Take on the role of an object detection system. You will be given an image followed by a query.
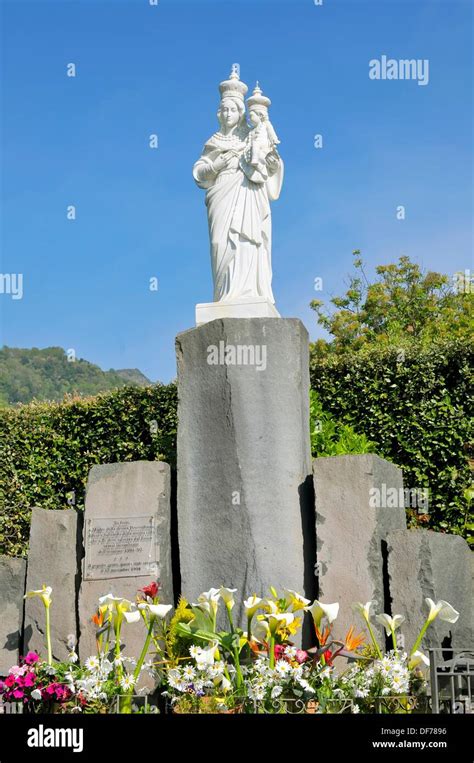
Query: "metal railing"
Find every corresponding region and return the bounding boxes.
[0,699,23,714]
[429,648,474,714]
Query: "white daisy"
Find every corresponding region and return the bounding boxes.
[85,656,100,672]
[182,665,196,681]
[120,674,137,691]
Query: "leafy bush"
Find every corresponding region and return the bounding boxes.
[310,338,473,543]
[1,336,472,558]
[0,385,177,557]
[310,390,376,457]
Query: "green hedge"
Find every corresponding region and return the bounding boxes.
[0,385,177,557]
[310,338,473,542]
[1,338,472,558]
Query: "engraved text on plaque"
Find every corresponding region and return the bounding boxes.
[84,516,157,580]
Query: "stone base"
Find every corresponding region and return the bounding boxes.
[0,556,26,675]
[78,461,173,670]
[195,297,280,325]
[313,455,407,647]
[24,508,81,662]
[387,529,473,651]
[176,318,314,635]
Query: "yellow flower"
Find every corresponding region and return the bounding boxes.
[24,585,52,608]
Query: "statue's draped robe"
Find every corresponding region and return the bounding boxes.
[193,128,284,303]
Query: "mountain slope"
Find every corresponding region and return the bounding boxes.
[0,346,152,405]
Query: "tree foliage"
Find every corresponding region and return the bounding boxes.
[310,253,472,358]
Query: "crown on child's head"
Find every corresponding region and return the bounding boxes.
[219,66,248,103]
[247,82,271,111]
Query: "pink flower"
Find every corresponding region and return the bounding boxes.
[5,676,15,688]
[12,689,24,699]
[295,649,308,664]
[10,665,27,678]
[24,651,39,665]
[23,672,36,687]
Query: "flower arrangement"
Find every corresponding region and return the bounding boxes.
[0,582,170,713]
[0,580,460,714]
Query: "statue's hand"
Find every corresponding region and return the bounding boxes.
[265,150,280,175]
[212,150,237,173]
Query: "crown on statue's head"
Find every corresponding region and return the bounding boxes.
[219,65,248,103]
[247,82,271,111]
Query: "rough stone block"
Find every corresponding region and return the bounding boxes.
[0,556,26,675]
[314,454,406,643]
[176,318,314,628]
[78,461,173,663]
[24,508,81,662]
[387,529,473,651]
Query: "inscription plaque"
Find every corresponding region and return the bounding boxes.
[84,516,157,580]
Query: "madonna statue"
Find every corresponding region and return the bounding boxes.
[193,67,283,318]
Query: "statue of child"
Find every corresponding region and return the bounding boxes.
[243,83,280,184]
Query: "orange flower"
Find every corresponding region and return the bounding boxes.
[344,625,365,652]
[92,610,104,628]
[315,625,331,646]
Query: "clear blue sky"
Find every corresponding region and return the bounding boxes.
[1,0,472,382]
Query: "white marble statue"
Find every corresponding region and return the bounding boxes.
[193,68,284,323]
[246,82,280,184]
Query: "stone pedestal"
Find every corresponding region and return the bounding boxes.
[176,318,313,626]
[313,455,407,643]
[387,529,473,651]
[196,297,280,325]
[0,556,27,675]
[24,508,81,662]
[78,461,173,663]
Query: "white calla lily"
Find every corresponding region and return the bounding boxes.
[284,589,311,612]
[353,601,377,622]
[352,601,382,658]
[219,587,237,609]
[263,599,279,614]
[24,585,52,608]
[409,650,430,670]
[307,600,339,628]
[219,675,232,692]
[425,598,459,624]
[195,641,219,668]
[123,608,141,624]
[195,588,221,617]
[121,601,173,624]
[252,618,270,642]
[140,603,173,619]
[266,612,294,635]
[375,613,405,636]
[244,595,263,618]
[24,585,53,664]
[98,594,135,612]
[97,594,136,635]
[410,598,460,658]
